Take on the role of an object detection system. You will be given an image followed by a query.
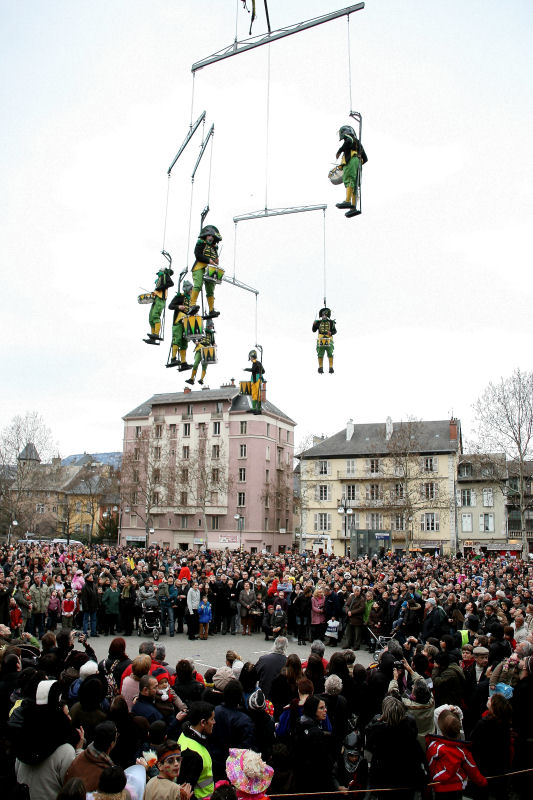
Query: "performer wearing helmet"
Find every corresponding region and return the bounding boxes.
[190,225,222,318]
[335,125,368,219]
[312,307,336,374]
[244,350,265,414]
[168,280,194,370]
[146,264,174,342]
[185,319,216,386]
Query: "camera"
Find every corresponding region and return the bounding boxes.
[393,661,404,670]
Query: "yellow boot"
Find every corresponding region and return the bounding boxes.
[336,185,354,210]
[198,367,207,385]
[179,349,188,365]
[154,322,161,337]
[190,288,200,305]
[206,295,219,318]
[171,344,178,360]
[318,357,324,374]
[328,357,334,375]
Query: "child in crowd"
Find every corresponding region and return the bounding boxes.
[9,597,23,638]
[46,590,61,630]
[144,741,192,800]
[325,616,340,646]
[426,710,487,798]
[62,590,75,628]
[198,594,212,640]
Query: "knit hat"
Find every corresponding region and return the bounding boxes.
[79,660,99,680]
[248,689,266,711]
[152,667,169,683]
[226,748,274,795]
[36,679,61,706]
[213,666,234,690]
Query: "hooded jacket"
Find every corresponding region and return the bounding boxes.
[426,733,487,793]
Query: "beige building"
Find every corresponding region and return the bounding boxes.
[298,418,462,557]
[456,454,509,554]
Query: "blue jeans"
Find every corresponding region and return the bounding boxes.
[31,612,45,639]
[162,605,175,635]
[83,610,97,636]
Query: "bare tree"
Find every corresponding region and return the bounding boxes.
[474,368,533,560]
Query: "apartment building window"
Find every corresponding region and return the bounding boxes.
[154,424,163,438]
[421,512,440,531]
[134,447,140,461]
[154,446,161,460]
[366,484,382,501]
[211,516,219,530]
[314,512,331,531]
[75,501,81,512]
[423,482,438,500]
[183,423,191,437]
[187,403,193,415]
[264,518,269,531]
[395,483,405,500]
[366,512,383,530]
[212,468,219,482]
[266,423,271,437]
[459,463,472,477]
[347,484,358,501]
[182,445,190,459]
[424,456,438,472]
[462,513,473,532]
[180,491,188,505]
[369,458,380,474]
[346,459,356,476]
[317,460,330,475]
[265,445,270,461]
[393,513,405,531]
[277,447,283,467]
[213,421,221,435]
[130,513,137,527]
[135,426,142,438]
[180,468,188,482]
[153,491,160,505]
[394,463,406,477]
[212,445,220,459]
[181,516,188,529]
[265,469,270,482]
[483,488,494,507]
[240,421,247,434]
[211,491,218,503]
[169,424,176,437]
[240,444,247,458]
[52,505,57,513]
[131,491,138,505]
[36,503,45,513]
[151,468,160,483]
[133,469,139,483]
[199,422,206,435]
[479,513,494,532]
[239,468,246,482]
[317,484,330,501]
[216,402,223,414]
[460,489,476,507]
[238,492,246,506]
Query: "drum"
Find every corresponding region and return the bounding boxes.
[204,264,225,284]
[318,335,333,347]
[201,345,217,365]
[184,315,204,342]
[240,381,252,395]
[328,165,344,185]
[138,292,156,304]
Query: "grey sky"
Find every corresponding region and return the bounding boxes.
[1,1,532,455]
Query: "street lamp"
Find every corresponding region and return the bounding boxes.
[8,519,18,546]
[337,496,353,557]
[234,514,244,551]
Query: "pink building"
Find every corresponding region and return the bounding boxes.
[120,382,296,552]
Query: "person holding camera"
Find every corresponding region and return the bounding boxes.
[389,659,435,750]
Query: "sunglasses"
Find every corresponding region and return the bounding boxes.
[163,755,182,765]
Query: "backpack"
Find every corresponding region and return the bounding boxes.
[99,658,120,700]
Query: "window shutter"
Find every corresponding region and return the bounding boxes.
[420,513,425,531]
[479,514,484,532]
[314,461,319,475]
[326,513,332,531]
[326,485,331,501]
[471,490,477,507]
[433,457,439,472]
[314,513,318,531]
[456,489,462,507]
[435,512,440,531]
[315,486,319,501]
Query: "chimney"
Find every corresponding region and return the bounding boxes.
[449,418,458,441]
[346,419,354,441]
[184,386,192,394]
[385,416,393,441]
[231,377,235,386]
[261,380,267,403]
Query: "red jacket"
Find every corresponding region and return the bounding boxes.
[426,734,488,793]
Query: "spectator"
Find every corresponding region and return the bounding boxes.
[209,680,255,780]
[255,637,288,699]
[426,709,487,797]
[65,720,117,791]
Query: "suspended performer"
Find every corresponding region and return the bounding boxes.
[168,280,196,370]
[244,349,265,414]
[145,264,174,342]
[185,319,216,386]
[190,224,222,318]
[312,307,336,374]
[335,125,368,219]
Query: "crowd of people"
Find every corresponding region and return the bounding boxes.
[1,540,533,800]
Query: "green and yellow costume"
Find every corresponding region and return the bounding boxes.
[185,321,216,386]
[312,307,337,374]
[244,350,265,414]
[190,225,222,318]
[147,266,173,339]
[335,125,368,219]
[168,281,193,366]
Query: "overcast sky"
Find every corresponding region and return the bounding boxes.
[1,1,532,457]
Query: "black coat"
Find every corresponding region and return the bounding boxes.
[365,717,427,794]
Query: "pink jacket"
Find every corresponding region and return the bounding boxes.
[311,596,325,625]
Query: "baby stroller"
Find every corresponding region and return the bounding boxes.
[138,597,162,640]
[367,628,397,658]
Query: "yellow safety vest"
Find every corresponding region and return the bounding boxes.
[178,732,214,799]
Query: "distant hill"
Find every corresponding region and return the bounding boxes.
[61,452,122,469]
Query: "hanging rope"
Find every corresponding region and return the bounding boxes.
[161,174,171,251]
[234,0,239,42]
[322,207,327,306]
[190,71,196,128]
[233,222,238,281]
[255,293,258,345]
[264,43,271,210]
[346,14,353,112]
[186,179,195,268]
[206,128,214,207]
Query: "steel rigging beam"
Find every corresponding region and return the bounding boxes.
[233,204,327,223]
[192,3,364,73]
[167,111,206,175]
